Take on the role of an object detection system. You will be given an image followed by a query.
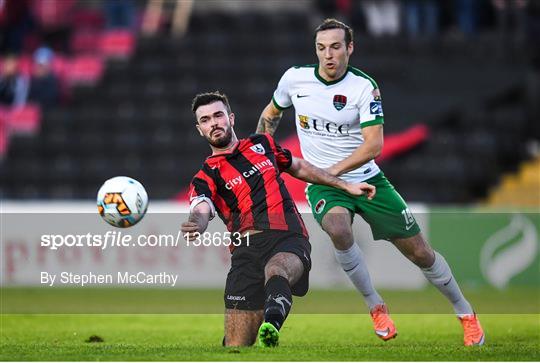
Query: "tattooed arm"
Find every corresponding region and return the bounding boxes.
[286,157,376,199]
[256,101,283,136]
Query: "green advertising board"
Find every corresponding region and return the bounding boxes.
[429,209,539,288]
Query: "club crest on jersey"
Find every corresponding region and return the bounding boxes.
[371,88,382,101]
[314,199,326,214]
[333,95,347,111]
[250,143,265,154]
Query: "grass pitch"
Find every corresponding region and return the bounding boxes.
[1,288,539,361]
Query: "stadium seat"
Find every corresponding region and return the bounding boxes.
[71,30,102,54]
[50,55,69,80]
[10,156,45,184]
[65,56,104,85]
[5,105,41,134]
[0,116,7,157]
[100,30,135,59]
[16,56,33,77]
[72,9,105,30]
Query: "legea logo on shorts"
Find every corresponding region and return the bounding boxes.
[315,199,326,214]
[227,295,246,301]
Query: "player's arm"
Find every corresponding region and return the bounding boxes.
[181,201,212,241]
[257,68,292,135]
[287,157,375,199]
[326,124,383,176]
[256,101,283,136]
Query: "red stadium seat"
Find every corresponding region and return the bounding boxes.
[22,33,41,53]
[65,56,104,85]
[17,56,33,77]
[0,109,8,156]
[71,30,101,54]
[5,104,42,134]
[72,9,105,30]
[100,30,135,59]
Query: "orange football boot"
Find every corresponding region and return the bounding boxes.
[459,313,485,346]
[370,304,397,341]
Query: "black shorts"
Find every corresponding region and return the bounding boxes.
[224,230,312,311]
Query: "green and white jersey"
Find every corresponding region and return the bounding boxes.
[272,64,384,183]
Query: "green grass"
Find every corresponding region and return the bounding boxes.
[1,314,539,361]
[1,288,539,361]
[1,287,538,314]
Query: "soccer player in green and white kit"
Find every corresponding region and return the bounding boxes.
[256,19,484,346]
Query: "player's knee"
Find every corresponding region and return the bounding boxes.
[265,252,304,283]
[265,263,289,281]
[331,237,354,250]
[322,221,353,249]
[324,225,353,250]
[411,247,435,268]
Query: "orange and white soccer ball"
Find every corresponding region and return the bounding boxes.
[97,176,148,227]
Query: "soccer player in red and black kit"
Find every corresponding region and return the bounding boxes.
[182,91,376,347]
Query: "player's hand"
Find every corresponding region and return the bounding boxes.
[181,221,201,241]
[343,182,376,200]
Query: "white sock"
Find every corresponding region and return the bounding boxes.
[421,251,474,315]
[334,243,384,310]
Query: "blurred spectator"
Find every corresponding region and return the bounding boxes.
[30,0,75,53]
[103,0,136,30]
[454,0,479,36]
[314,0,352,19]
[141,0,193,38]
[492,0,528,51]
[360,0,401,37]
[0,0,33,53]
[313,0,355,31]
[404,0,439,40]
[27,47,59,108]
[0,54,29,107]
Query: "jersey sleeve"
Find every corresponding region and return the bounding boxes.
[358,82,385,129]
[188,170,217,219]
[272,68,293,111]
[263,133,293,172]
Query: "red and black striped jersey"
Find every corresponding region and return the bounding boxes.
[188,133,308,240]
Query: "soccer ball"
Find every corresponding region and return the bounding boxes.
[97,176,148,228]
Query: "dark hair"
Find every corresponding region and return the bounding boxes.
[314,18,353,45]
[191,91,232,114]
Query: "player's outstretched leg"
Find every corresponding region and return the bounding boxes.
[258,275,290,347]
[322,208,397,341]
[258,321,280,348]
[224,309,263,347]
[392,233,484,346]
[259,252,304,347]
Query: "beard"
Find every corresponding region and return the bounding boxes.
[207,126,233,148]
